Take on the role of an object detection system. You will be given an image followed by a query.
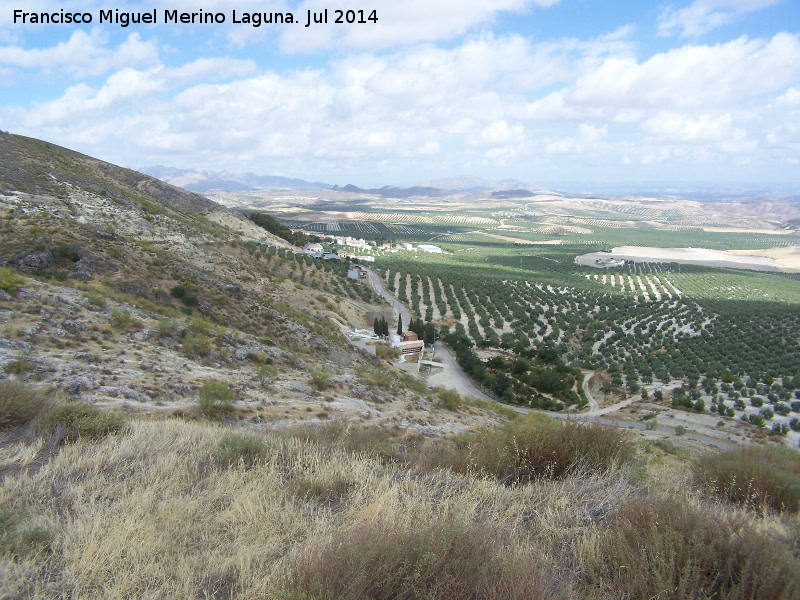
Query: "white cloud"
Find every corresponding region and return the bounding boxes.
[545,123,607,154]
[658,0,782,37]
[775,87,800,107]
[639,112,737,143]
[0,29,159,77]
[565,33,800,112]
[277,0,561,52]
[1,21,798,183]
[469,120,526,147]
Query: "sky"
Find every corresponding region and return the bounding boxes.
[1,0,799,188]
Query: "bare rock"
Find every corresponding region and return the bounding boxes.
[62,319,88,333]
[17,250,54,273]
[62,377,91,396]
[325,348,352,366]
[133,329,153,342]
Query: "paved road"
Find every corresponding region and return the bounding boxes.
[364,267,410,330]
[361,267,731,450]
[429,344,494,402]
[581,369,599,412]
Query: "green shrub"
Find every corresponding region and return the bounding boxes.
[198,379,235,420]
[53,243,79,263]
[3,357,34,376]
[157,318,181,338]
[170,285,198,306]
[85,293,106,308]
[582,494,800,598]
[182,332,212,358]
[359,368,396,391]
[217,432,270,468]
[38,403,126,442]
[0,381,47,429]
[374,344,400,361]
[256,364,278,387]
[0,267,24,295]
[308,368,332,391]
[771,423,789,436]
[675,425,686,436]
[692,445,800,513]
[437,388,462,411]
[110,308,133,328]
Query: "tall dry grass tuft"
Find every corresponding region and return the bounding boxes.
[580,493,800,599]
[0,380,48,429]
[692,445,800,513]
[441,415,637,484]
[288,516,563,600]
[285,418,411,464]
[34,402,127,443]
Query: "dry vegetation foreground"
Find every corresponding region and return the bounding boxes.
[2,391,800,600]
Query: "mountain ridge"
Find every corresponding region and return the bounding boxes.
[142,165,332,193]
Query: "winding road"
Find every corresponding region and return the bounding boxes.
[360,266,731,449]
[364,267,410,330]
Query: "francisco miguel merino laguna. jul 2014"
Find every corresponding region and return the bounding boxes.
[12,8,378,27]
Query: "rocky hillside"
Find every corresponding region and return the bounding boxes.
[0,133,478,433]
[0,132,216,215]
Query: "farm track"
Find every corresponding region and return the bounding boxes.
[368,268,732,449]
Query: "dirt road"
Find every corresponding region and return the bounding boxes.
[364,267,410,330]
[361,266,730,449]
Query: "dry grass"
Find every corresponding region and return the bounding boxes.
[0,380,48,429]
[440,414,638,484]
[289,516,560,600]
[34,402,127,443]
[0,416,798,599]
[692,445,800,513]
[581,494,800,599]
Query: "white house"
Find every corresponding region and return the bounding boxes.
[303,242,324,254]
[417,244,442,253]
[388,331,424,354]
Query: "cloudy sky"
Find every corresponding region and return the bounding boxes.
[1,0,799,187]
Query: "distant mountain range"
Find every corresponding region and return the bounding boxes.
[331,184,449,198]
[141,166,552,197]
[420,175,549,193]
[141,166,332,193]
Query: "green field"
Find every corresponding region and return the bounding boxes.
[365,230,800,411]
